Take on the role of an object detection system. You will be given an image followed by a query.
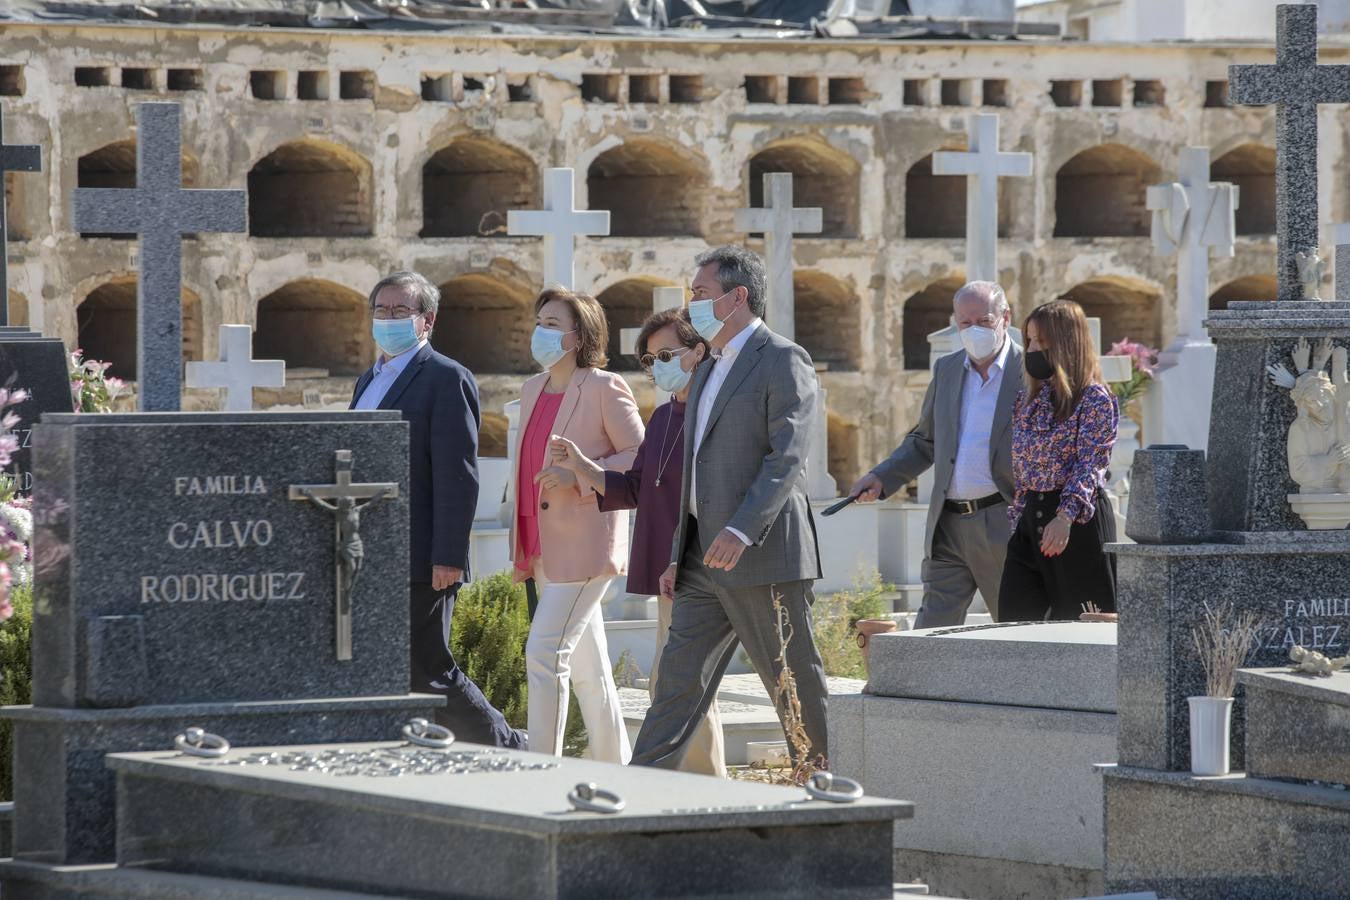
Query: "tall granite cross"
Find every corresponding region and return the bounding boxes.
[507,168,609,291]
[0,106,41,326]
[932,114,1033,283]
[184,324,286,411]
[72,103,246,411]
[735,172,822,340]
[1229,3,1350,301]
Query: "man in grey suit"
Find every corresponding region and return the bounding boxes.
[632,246,829,769]
[850,281,1022,627]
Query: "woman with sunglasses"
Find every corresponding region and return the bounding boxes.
[549,307,726,776]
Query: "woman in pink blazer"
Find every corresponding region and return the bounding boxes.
[511,287,644,762]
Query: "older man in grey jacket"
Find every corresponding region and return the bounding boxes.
[850,280,1022,627]
[632,246,829,770]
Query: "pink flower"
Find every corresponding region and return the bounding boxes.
[0,596,12,622]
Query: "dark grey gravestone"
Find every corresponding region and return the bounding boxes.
[1238,668,1350,788]
[1338,228,1350,302]
[1123,446,1209,544]
[0,335,75,495]
[104,742,912,900]
[0,105,41,321]
[71,103,246,412]
[1228,4,1350,303]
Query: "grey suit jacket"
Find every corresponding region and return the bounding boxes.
[871,341,1023,558]
[671,322,822,590]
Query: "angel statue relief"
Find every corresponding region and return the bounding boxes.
[1267,337,1350,494]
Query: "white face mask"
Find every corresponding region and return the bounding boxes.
[960,324,1002,361]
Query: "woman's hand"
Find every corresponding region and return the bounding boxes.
[534,465,578,492]
[548,435,583,471]
[1040,513,1072,558]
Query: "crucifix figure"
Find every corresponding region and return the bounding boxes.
[507,168,609,290]
[932,114,1033,284]
[184,324,285,411]
[289,450,399,661]
[72,102,247,411]
[1229,3,1350,302]
[0,106,40,326]
[734,172,822,340]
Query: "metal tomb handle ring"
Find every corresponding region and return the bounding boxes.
[174,727,231,759]
[568,782,626,814]
[402,718,455,749]
[805,771,864,803]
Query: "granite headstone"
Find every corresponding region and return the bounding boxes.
[1123,446,1209,544]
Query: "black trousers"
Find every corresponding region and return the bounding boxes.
[410,582,527,748]
[997,489,1117,622]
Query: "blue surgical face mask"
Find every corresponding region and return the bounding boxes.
[531,326,575,370]
[688,290,732,341]
[372,317,421,358]
[651,351,694,393]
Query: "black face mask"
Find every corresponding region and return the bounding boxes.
[1025,350,1055,381]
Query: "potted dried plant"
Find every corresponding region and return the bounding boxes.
[1189,602,1265,776]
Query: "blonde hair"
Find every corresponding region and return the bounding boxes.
[534,287,609,369]
[1024,299,1103,422]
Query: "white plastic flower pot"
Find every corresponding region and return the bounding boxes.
[1188,695,1234,776]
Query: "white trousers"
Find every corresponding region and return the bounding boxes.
[526,570,632,764]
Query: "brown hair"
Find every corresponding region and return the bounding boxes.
[534,287,609,369]
[634,307,709,368]
[1024,299,1103,422]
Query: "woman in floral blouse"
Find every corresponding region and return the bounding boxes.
[997,299,1119,622]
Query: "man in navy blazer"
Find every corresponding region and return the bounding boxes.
[352,271,524,748]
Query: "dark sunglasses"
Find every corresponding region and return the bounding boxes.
[639,347,690,369]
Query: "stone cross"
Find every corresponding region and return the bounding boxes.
[1147,148,1238,341]
[0,106,40,327]
[288,450,400,661]
[932,114,1033,284]
[734,172,822,340]
[72,102,246,411]
[620,285,687,405]
[1336,223,1350,303]
[1229,3,1350,301]
[507,168,609,291]
[184,324,286,411]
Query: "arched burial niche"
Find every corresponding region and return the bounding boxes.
[422,136,539,238]
[1211,144,1275,236]
[1058,276,1162,351]
[748,139,860,239]
[826,410,860,496]
[1209,274,1277,310]
[903,151,1016,240]
[596,277,673,370]
[433,274,536,375]
[902,275,964,370]
[6,292,27,327]
[587,140,704,238]
[1054,144,1161,238]
[77,277,203,381]
[793,270,861,371]
[479,412,509,458]
[253,280,372,376]
[77,139,199,238]
[248,140,373,237]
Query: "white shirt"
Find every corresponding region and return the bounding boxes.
[353,339,427,410]
[947,336,1009,501]
[689,318,762,545]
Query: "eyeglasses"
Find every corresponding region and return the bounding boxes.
[639,347,690,369]
[373,306,422,320]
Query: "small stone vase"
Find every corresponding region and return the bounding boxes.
[855,619,898,685]
[1188,695,1234,776]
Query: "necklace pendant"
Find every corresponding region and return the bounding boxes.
[655,478,661,487]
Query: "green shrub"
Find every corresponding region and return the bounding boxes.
[0,584,33,801]
[812,570,893,680]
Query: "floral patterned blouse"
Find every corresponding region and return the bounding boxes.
[1009,382,1119,528]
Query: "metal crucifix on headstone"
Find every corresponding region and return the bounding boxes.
[184,324,285,411]
[0,106,40,326]
[735,172,822,340]
[288,450,399,661]
[72,102,247,411]
[932,114,1033,284]
[1229,3,1350,302]
[507,168,610,291]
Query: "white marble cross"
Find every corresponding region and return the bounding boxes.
[507,168,609,291]
[735,173,822,340]
[185,324,285,411]
[1147,148,1238,341]
[932,114,1033,283]
[1335,223,1350,303]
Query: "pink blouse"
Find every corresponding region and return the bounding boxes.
[515,390,564,574]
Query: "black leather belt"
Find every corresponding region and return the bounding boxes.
[943,493,1004,516]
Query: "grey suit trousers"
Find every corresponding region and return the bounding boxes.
[631,521,830,769]
[915,503,1011,628]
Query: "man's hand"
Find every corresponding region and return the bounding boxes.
[533,466,577,492]
[848,472,883,503]
[659,563,677,600]
[432,565,463,591]
[703,528,748,571]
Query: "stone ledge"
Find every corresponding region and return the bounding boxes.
[1100,764,1350,811]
